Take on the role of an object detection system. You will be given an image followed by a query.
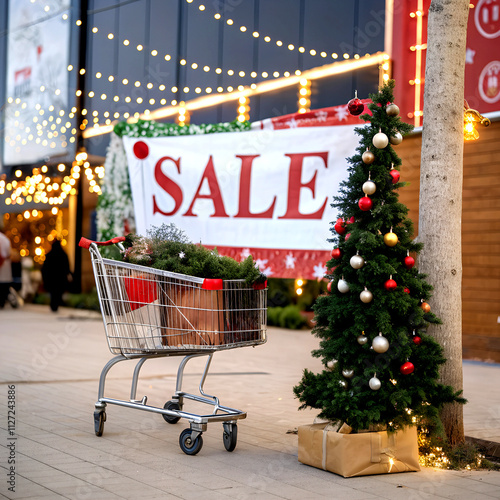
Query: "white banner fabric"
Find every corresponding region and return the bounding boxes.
[122,123,362,278]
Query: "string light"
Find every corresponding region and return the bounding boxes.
[1,152,104,210]
[83,52,388,136]
[298,79,311,113]
[380,54,392,85]
[408,0,425,126]
[237,95,250,122]
[176,102,190,126]
[64,8,360,95]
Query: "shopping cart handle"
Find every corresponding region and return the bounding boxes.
[79,236,126,249]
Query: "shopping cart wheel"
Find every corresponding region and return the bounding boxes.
[162,401,181,424]
[179,429,203,455]
[94,410,106,436]
[222,423,238,452]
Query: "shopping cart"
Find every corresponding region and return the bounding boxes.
[79,236,267,455]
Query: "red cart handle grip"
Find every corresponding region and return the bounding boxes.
[79,236,126,249]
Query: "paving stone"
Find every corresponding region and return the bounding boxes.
[1,305,499,500]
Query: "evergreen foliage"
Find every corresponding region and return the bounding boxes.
[123,224,266,285]
[294,81,465,433]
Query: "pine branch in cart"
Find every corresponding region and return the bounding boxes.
[122,224,267,285]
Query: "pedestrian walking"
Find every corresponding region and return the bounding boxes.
[41,240,72,312]
[0,219,13,309]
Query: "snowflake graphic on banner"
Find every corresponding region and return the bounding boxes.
[335,105,349,121]
[285,253,296,269]
[313,262,327,280]
[285,118,298,128]
[255,258,273,276]
[240,248,251,260]
[314,110,328,122]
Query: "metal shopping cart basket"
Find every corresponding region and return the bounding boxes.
[80,236,267,455]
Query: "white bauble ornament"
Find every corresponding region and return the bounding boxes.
[372,131,389,149]
[390,132,403,145]
[327,359,338,370]
[342,368,354,378]
[350,253,365,269]
[360,288,373,303]
[372,333,389,353]
[339,380,348,388]
[357,334,368,345]
[362,180,376,195]
[369,376,381,390]
[337,279,350,293]
[386,103,400,116]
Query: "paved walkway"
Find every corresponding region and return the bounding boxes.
[0,305,499,499]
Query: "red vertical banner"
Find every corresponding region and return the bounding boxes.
[391,0,431,126]
[465,0,500,112]
[391,1,500,123]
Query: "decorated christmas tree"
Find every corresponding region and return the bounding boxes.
[294,81,464,436]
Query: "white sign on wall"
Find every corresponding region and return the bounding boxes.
[3,0,72,166]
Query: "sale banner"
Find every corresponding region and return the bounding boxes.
[123,111,365,279]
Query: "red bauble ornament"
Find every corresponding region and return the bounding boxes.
[327,281,333,292]
[384,278,397,290]
[133,140,149,160]
[389,168,400,184]
[331,248,342,259]
[358,196,373,211]
[404,256,415,269]
[334,218,346,235]
[413,336,422,345]
[400,361,415,375]
[345,233,351,241]
[347,91,364,115]
[404,287,410,294]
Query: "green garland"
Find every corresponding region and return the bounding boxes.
[96,118,250,256]
[113,118,251,138]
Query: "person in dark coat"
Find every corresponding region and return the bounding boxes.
[42,240,71,312]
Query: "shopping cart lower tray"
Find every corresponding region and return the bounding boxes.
[80,237,267,455]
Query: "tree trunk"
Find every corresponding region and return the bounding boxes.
[418,0,470,445]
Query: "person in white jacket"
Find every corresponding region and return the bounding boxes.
[0,219,13,308]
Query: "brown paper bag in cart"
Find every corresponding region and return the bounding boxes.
[157,280,224,347]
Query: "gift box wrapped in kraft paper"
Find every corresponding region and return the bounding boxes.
[298,423,420,477]
[158,281,225,347]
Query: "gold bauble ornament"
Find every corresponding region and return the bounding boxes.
[390,132,403,145]
[327,359,338,370]
[384,230,398,247]
[386,103,400,116]
[421,302,431,313]
[362,150,375,164]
